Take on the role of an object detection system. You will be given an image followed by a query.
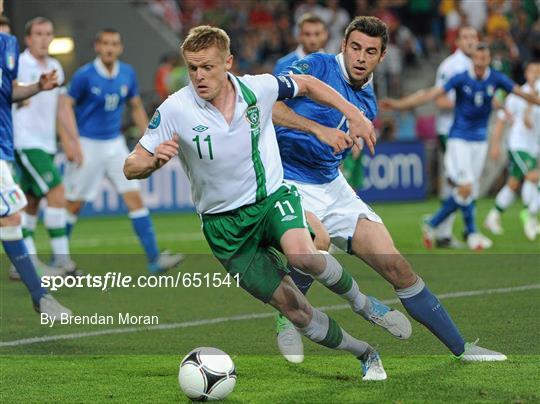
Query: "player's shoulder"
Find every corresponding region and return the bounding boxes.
[0,32,17,46]
[118,61,136,75]
[158,87,192,116]
[237,73,277,93]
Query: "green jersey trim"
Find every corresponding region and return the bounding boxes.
[235,77,267,202]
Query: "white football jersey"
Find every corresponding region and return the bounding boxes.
[13,49,64,153]
[435,49,472,136]
[497,83,540,156]
[140,73,293,214]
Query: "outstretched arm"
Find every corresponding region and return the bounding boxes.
[12,70,59,102]
[381,86,446,111]
[124,136,179,180]
[57,94,83,165]
[272,102,353,154]
[290,74,376,154]
[512,85,540,106]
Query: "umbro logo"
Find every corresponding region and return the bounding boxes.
[193,125,208,132]
[281,214,297,222]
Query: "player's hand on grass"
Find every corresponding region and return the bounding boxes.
[154,134,179,168]
[314,126,353,154]
[38,70,59,91]
[348,112,376,155]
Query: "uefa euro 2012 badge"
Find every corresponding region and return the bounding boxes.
[148,110,161,129]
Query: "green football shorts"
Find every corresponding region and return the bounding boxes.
[15,149,62,198]
[202,184,310,303]
[508,150,537,180]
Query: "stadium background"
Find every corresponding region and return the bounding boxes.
[6,0,539,215]
[2,2,540,402]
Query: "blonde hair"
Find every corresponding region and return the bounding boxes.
[181,25,230,56]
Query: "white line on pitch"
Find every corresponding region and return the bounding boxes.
[1,284,538,348]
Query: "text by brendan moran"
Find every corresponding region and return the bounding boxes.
[40,312,159,327]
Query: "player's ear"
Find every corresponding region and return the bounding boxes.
[378,49,387,64]
[340,39,346,53]
[225,54,233,71]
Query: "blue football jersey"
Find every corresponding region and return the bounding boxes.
[275,53,378,184]
[68,59,139,140]
[0,33,19,161]
[444,69,514,141]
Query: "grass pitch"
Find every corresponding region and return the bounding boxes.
[1,198,539,403]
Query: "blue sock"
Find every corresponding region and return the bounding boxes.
[288,264,314,295]
[2,239,46,304]
[460,200,476,236]
[398,277,465,356]
[429,196,459,228]
[129,209,159,264]
[66,222,74,238]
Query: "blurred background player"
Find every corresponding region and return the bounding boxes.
[432,25,478,249]
[382,44,540,250]
[11,17,81,279]
[0,0,71,317]
[273,13,328,75]
[273,17,506,363]
[485,59,540,241]
[59,28,183,273]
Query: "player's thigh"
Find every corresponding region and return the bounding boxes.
[265,185,314,255]
[15,149,62,198]
[470,141,488,181]
[444,138,474,186]
[64,138,106,202]
[0,160,27,218]
[105,137,140,194]
[324,174,382,253]
[202,212,288,304]
[305,211,331,251]
[509,150,536,182]
[350,218,415,288]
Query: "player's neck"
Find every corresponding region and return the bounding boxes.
[210,77,235,123]
[100,58,117,74]
[29,49,47,64]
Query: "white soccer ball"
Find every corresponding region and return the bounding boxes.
[178,347,237,401]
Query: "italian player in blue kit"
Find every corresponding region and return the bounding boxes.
[0,0,71,317]
[59,29,182,273]
[272,17,508,362]
[382,44,540,251]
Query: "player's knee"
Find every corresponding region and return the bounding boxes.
[383,254,416,289]
[507,178,521,192]
[525,170,539,182]
[313,232,330,251]
[457,184,472,199]
[47,184,66,207]
[67,200,83,215]
[286,251,319,273]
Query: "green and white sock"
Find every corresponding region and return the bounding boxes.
[44,207,70,259]
[297,308,370,357]
[314,251,368,315]
[22,212,37,256]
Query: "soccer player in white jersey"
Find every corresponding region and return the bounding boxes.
[485,60,540,240]
[11,17,81,278]
[125,25,396,381]
[59,29,182,273]
[432,25,477,248]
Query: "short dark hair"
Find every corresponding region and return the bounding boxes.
[0,15,10,27]
[297,13,326,30]
[344,16,388,54]
[24,16,53,36]
[95,28,121,43]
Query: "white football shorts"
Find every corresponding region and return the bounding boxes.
[445,138,488,193]
[0,160,27,217]
[64,136,139,202]
[285,172,382,253]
